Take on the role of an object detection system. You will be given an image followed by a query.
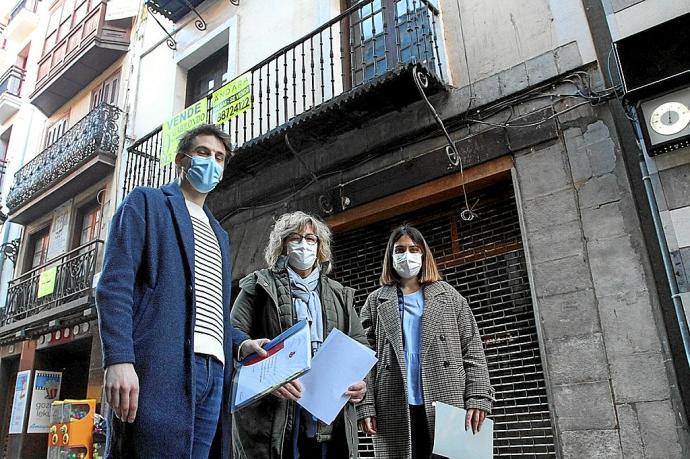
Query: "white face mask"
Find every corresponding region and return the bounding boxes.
[393,252,423,279]
[287,240,318,271]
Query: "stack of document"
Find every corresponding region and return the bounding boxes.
[297,328,377,424]
[231,322,377,426]
[231,320,311,412]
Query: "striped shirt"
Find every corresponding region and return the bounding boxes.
[186,200,225,365]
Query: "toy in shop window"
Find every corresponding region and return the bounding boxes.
[46,399,96,459]
[92,413,107,459]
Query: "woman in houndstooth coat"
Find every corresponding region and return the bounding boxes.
[357,225,495,458]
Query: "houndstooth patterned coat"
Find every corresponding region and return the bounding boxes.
[357,281,494,458]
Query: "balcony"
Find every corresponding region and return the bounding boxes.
[0,239,102,336]
[125,0,446,195]
[3,0,39,43]
[6,104,121,224]
[30,1,130,116]
[0,65,24,123]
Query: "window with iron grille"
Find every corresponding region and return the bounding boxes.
[331,182,557,457]
[347,0,438,85]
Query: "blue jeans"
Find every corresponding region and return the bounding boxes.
[193,354,224,459]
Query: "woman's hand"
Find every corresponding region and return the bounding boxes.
[345,380,367,404]
[465,408,487,434]
[359,416,377,435]
[238,338,270,360]
[272,379,303,401]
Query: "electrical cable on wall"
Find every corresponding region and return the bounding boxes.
[412,64,477,221]
[220,67,622,224]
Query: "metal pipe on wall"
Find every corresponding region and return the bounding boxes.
[633,117,690,366]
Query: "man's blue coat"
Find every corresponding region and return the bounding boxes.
[96,182,248,458]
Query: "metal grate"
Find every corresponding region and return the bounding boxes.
[331,183,556,457]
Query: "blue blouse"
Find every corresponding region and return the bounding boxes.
[401,289,425,405]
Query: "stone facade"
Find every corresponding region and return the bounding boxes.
[515,113,687,457]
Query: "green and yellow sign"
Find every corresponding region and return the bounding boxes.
[211,73,252,125]
[160,97,209,167]
[37,267,57,298]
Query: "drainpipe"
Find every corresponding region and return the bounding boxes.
[632,118,690,366]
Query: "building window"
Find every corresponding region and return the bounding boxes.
[347,0,435,85]
[27,227,50,272]
[74,201,101,247]
[91,71,120,108]
[44,115,69,148]
[185,46,228,106]
[43,0,96,55]
[43,5,61,54]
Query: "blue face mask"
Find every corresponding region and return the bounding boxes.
[183,154,223,193]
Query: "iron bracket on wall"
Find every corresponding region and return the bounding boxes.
[0,238,20,264]
[179,0,207,31]
[147,5,177,50]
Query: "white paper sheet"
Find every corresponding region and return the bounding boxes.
[232,320,311,411]
[297,328,377,424]
[433,401,494,459]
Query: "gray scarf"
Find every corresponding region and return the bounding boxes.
[288,266,324,355]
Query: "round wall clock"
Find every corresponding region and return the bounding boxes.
[649,101,690,135]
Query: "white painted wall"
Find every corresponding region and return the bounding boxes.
[131,0,339,138]
[604,0,690,40]
[440,0,596,85]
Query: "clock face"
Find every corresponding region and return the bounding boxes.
[649,101,690,135]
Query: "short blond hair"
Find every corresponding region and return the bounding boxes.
[380,225,442,286]
[264,211,333,273]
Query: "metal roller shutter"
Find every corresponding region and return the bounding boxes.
[331,182,557,457]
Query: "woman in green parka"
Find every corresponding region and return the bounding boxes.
[230,211,368,459]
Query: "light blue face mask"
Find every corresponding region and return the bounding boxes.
[183,154,223,193]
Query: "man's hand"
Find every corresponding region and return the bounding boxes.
[345,380,366,404]
[105,363,139,423]
[238,338,270,360]
[359,416,377,435]
[272,379,303,401]
[465,408,487,434]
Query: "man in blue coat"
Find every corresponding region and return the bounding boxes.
[96,124,268,458]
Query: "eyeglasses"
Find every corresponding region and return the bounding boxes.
[286,233,319,245]
[393,245,422,254]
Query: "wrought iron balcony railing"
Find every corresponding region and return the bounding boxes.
[6,103,120,212]
[0,65,25,97]
[124,0,444,196]
[2,239,102,327]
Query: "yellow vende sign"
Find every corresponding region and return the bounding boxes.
[211,73,252,125]
[37,267,57,298]
[160,97,209,167]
